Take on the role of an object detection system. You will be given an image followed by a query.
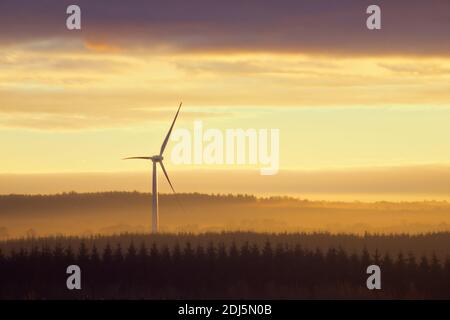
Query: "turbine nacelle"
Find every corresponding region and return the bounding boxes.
[151,155,163,162]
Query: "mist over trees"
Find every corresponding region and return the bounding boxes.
[2,192,450,237]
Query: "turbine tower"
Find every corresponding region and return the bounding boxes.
[124,102,182,233]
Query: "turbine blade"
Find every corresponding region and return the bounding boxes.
[160,102,182,156]
[160,161,187,215]
[123,157,152,160]
[159,161,176,193]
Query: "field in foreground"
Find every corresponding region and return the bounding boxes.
[1,232,450,299]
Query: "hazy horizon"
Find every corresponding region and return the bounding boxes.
[2,165,450,201]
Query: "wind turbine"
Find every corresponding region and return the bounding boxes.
[124,102,182,233]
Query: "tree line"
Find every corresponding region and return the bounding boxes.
[0,241,449,299]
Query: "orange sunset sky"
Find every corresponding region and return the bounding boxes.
[0,0,449,200]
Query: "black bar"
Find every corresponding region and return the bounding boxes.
[1,300,447,318]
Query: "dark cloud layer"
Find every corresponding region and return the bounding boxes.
[0,0,449,55]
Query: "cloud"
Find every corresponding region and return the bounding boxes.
[0,1,449,130]
[175,59,339,76]
[84,41,122,53]
[0,0,449,56]
[378,62,450,76]
[0,51,449,130]
[0,109,232,130]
